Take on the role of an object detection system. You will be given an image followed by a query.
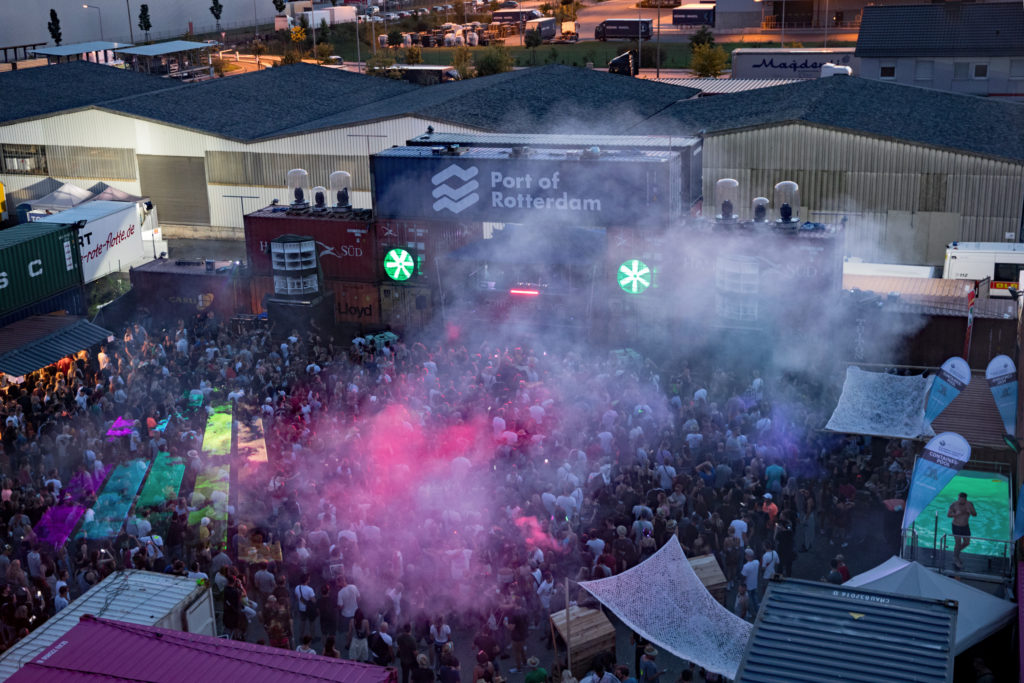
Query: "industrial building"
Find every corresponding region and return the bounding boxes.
[0,62,696,234]
[633,75,1024,265]
[855,2,1024,98]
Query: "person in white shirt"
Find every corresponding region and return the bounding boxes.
[740,548,761,614]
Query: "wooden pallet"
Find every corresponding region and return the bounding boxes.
[549,605,617,677]
[689,554,727,605]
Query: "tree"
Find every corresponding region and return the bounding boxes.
[329,0,338,5]
[291,26,307,43]
[210,0,224,30]
[524,29,542,65]
[387,29,403,48]
[280,50,302,64]
[365,51,398,76]
[474,45,513,76]
[47,9,62,46]
[316,42,333,63]
[273,0,287,14]
[450,44,473,78]
[453,0,466,22]
[690,43,727,77]
[251,38,266,67]
[405,44,423,64]
[690,25,714,50]
[138,4,152,42]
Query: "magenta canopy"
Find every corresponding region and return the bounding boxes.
[8,616,398,683]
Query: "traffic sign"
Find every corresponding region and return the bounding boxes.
[383,247,415,281]
[618,259,651,294]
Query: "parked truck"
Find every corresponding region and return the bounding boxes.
[673,3,715,26]
[525,17,556,41]
[730,47,858,79]
[490,8,543,24]
[594,18,652,41]
[943,241,1024,297]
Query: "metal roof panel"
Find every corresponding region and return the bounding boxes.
[0,317,111,376]
[736,579,957,683]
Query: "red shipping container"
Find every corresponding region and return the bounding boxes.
[251,276,382,327]
[244,209,377,282]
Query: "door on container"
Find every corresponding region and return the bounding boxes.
[137,155,211,225]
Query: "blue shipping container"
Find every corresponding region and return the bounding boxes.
[0,285,86,329]
[371,146,681,227]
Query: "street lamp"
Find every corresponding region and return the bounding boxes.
[125,0,134,43]
[83,4,104,41]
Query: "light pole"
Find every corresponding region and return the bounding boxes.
[656,1,661,78]
[125,0,134,43]
[84,4,104,41]
[823,0,829,48]
[780,0,785,47]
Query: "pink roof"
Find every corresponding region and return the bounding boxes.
[8,616,398,683]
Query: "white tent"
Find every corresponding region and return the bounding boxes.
[843,556,1015,654]
[17,183,95,212]
[579,536,751,679]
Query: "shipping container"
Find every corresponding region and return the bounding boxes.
[380,283,434,330]
[371,146,681,227]
[375,219,482,280]
[0,570,216,681]
[0,286,86,329]
[129,259,251,322]
[729,48,858,79]
[525,17,557,40]
[33,201,148,283]
[251,276,382,326]
[594,18,652,41]
[491,8,543,23]
[243,209,377,283]
[0,222,84,317]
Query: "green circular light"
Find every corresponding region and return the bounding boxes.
[618,259,651,294]
[384,247,415,281]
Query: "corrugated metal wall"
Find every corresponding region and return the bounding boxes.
[703,123,1024,264]
[0,109,480,229]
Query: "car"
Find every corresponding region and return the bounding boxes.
[383,12,399,20]
[443,4,454,10]
[397,10,411,18]
[499,0,518,7]
[415,7,429,15]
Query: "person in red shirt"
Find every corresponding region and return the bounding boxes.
[760,493,779,529]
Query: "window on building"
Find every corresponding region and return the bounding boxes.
[953,62,969,80]
[1011,59,1024,79]
[879,64,896,79]
[973,63,988,79]
[914,60,933,81]
[1,144,47,174]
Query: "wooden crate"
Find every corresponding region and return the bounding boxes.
[689,554,727,605]
[549,605,616,678]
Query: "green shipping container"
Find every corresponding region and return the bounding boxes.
[0,222,84,317]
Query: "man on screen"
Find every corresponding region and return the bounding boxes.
[947,492,977,570]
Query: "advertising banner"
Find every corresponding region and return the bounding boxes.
[924,356,971,423]
[985,355,1017,436]
[371,147,681,226]
[901,432,971,529]
[1014,485,1024,542]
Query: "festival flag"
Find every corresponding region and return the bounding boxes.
[924,356,971,423]
[985,355,1018,436]
[902,432,971,529]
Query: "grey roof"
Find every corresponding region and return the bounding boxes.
[856,2,1024,58]
[631,75,1024,163]
[116,40,218,56]
[32,41,133,57]
[0,61,178,125]
[405,131,701,149]
[0,316,111,376]
[104,63,417,140]
[736,578,957,683]
[273,65,700,137]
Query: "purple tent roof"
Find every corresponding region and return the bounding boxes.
[8,616,398,683]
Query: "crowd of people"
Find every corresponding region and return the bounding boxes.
[0,309,927,680]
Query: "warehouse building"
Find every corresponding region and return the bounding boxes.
[0,62,697,235]
[855,2,1024,98]
[633,74,1024,265]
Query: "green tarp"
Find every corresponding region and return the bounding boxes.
[136,450,186,508]
[202,404,232,456]
[77,459,150,539]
